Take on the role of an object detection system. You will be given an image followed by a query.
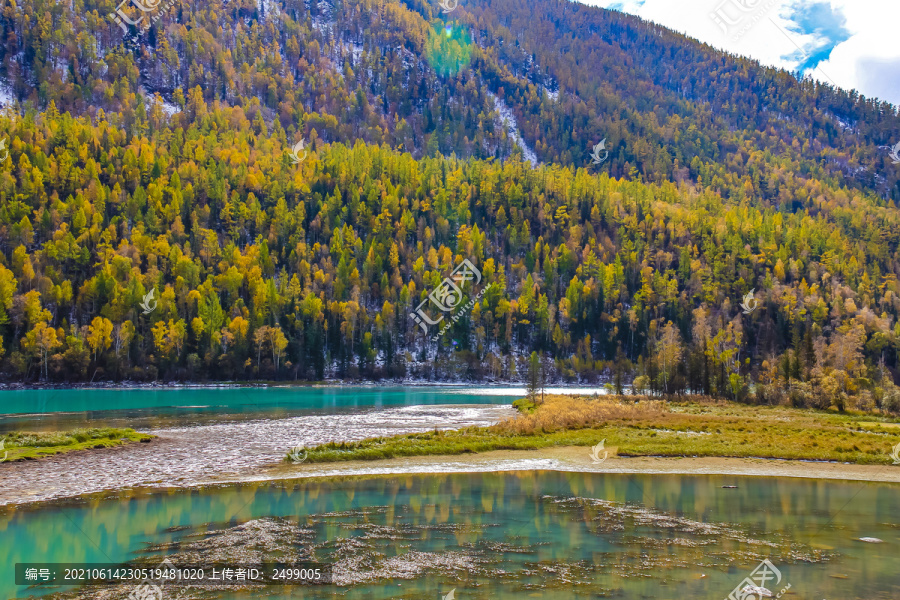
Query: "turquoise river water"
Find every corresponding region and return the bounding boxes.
[1,471,898,599]
[0,387,898,599]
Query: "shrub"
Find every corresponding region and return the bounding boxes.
[787,382,815,408]
[632,375,650,396]
[754,383,785,406]
[879,383,900,415]
[852,390,875,413]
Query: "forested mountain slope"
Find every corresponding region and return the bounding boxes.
[3,0,899,199]
[0,0,897,411]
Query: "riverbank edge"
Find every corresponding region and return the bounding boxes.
[242,448,900,485]
[5,450,898,513]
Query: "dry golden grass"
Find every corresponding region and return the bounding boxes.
[495,395,667,435]
[300,394,900,465]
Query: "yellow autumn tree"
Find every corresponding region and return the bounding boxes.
[23,322,61,380]
[87,316,114,362]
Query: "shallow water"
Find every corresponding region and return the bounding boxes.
[0,404,515,506]
[0,386,526,505]
[2,471,898,600]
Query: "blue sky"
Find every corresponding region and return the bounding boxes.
[582,0,900,107]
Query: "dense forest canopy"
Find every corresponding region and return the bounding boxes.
[4,0,900,199]
[0,0,897,412]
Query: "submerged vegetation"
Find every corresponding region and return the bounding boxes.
[295,395,900,465]
[0,427,152,461]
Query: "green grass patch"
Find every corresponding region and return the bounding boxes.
[1,427,153,462]
[297,396,900,466]
[512,397,538,413]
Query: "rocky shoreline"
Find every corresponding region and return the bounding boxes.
[0,404,516,507]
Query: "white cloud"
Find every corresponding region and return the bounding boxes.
[582,0,900,105]
[813,1,900,103]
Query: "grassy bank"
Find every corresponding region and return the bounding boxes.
[1,428,153,462]
[294,395,900,466]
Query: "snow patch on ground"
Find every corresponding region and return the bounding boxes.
[311,0,336,37]
[337,40,365,63]
[156,96,180,116]
[140,86,180,116]
[829,113,856,132]
[487,91,539,167]
[0,80,15,107]
[256,0,273,17]
[317,0,334,18]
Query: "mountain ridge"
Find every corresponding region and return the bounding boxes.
[1,0,898,200]
[0,0,895,413]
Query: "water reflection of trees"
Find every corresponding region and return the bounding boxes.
[14,471,899,600]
